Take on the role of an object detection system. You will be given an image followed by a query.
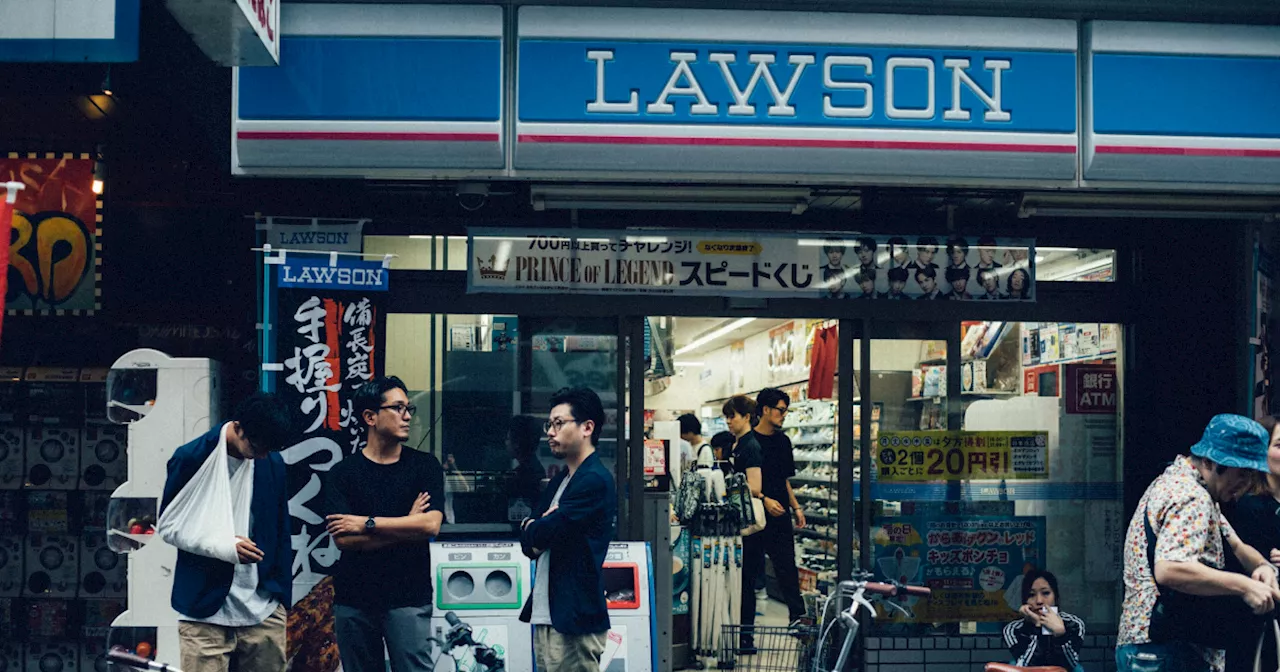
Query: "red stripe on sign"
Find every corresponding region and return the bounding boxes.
[517,134,1076,154]
[1096,145,1280,158]
[237,131,499,142]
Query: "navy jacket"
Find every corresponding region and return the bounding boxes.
[519,452,616,635]
[160,425,291,619]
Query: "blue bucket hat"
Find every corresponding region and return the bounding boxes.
[1190,414,1271,472]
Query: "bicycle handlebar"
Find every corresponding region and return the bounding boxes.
[864,581,931,598]
[107,647,180,672]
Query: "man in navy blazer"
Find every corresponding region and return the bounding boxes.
[159,392,293,672]
[519,386,617,672]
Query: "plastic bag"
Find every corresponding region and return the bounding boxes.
[157,427,254,565]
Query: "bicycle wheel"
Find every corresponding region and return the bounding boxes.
[813,595,860,672]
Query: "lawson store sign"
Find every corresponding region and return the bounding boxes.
[232,5,1280,190]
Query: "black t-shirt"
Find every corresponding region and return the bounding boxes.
[731,432,763,476]
[753,430,796,505]
[324,447,445,609]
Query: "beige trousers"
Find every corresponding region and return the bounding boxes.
[178,605,287,672]
[534,624,608,672]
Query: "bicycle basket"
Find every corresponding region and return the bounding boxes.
[716,624,819,671]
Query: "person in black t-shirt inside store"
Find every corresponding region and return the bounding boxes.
[324,376,446,672]
[740,388,808,645]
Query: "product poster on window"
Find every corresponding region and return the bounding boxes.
[872,515,1047,623]
[876,431,1050,481]
[469,228,1035,301]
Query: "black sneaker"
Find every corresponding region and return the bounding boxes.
[737,636,757,655]
[789,617,808,630]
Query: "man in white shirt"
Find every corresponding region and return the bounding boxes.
[159,393,293,672]
[679,414,712,471]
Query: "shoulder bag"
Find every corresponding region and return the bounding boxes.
[1144,505,1266,649]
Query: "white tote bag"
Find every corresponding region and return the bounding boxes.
[157,427,255,565]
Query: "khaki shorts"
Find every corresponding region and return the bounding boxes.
[534,625,607,672]
[178,605,287,672]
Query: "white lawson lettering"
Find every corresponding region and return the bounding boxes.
[282,265,385,287]
[885,57,935,120]
[583,50,1016,124]
[942,58,1012,122]
[708,53,815,117]
[587,50,639,113]
[823,55,873,118]
[646,52,717,115]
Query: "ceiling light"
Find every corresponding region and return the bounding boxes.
[674,361,705,367]
[101,65,113,97]
[674,318,756,356]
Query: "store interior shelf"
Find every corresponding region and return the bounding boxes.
[906,390,1018,402]
[1028,351,1118,367]
[795,492,839,503]
[797,528,837,541]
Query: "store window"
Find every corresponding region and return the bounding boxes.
[869,322,1122,637]
[645,316,843,622]
[384,312,620,534]
[365,235,467,271]
[1037,248,1116,282]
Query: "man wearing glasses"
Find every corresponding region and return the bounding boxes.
[519,386,617,672]
[324,376,445,672]
[743,387,808,633]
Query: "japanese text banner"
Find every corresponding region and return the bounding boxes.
[269,267,385,610]
[876,430,1050,481]
[468,228,1036,301]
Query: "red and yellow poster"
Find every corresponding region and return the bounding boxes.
[3,156,99,314]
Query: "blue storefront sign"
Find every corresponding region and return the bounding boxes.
[1084,22,1280,186]
[233,4,503,174]
[0,0,139,63]
[230,4,1280,190]
[515,7,1079,182]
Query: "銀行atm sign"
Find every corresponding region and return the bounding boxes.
[1065,363,1117,414]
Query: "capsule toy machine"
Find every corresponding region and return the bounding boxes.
[430,540,533,671]
[600,541,657,672]
[80,368,127,493]
[104,349,221,666]
[0,367,25,490]
[23,367,83,490]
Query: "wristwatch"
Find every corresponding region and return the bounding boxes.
[365,516,376,532]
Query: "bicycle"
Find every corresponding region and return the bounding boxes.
[811,571,931,672]
[428,611,506,672]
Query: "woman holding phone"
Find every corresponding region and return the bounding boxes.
[1003,569,1086,672]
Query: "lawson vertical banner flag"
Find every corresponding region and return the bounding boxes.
[266,253,387,655]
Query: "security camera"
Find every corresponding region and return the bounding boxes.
[456,182,489,212]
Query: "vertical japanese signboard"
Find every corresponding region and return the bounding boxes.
[873,515,1046,622]
[265,254,387,616]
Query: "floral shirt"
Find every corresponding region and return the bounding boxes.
[1118,456,1237,672]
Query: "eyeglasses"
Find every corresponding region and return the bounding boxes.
[544,418,578,434]
[379,404,417,417]
[770,405,789,415]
